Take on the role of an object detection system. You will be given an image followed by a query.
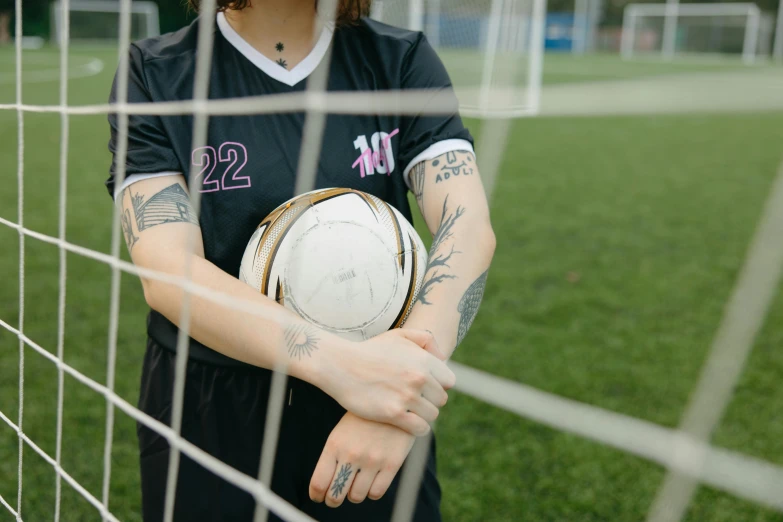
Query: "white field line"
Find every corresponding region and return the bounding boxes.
[0,58,104,84]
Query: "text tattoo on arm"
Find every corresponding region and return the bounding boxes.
[417,195,465,306]
[456,270,488,346]
[433,151,474,185]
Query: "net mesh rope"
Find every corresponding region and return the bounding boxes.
[2,0,783,521]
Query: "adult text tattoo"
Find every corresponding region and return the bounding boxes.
[433,151,474,185]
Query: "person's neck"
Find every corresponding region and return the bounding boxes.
[224,1,320,70]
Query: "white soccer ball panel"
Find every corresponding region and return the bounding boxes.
[284,221,398,333]
[239,188,428,341]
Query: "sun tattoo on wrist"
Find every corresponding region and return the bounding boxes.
[283,324,320,359]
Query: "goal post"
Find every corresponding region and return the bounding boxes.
[371,0,547,119]
[774,0,783,61]
[621,2,763,65]
[51,0,160,45]
[371,0,546,198]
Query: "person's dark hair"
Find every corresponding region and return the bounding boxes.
[188,1,372,26]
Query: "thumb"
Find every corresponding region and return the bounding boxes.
[396,328,447,361]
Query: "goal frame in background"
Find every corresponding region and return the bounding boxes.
[774,0,783,61]
[372,0,547,119]
[621,2,763,65]
[370,0,547,196]
[50,0,161,46]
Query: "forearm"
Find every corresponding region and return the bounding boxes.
[120,175,339,389]
[144,250,339,386]
[403,217,494,358]
[115,156,454,437]
[405,151,496,357]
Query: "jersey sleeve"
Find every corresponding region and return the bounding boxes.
[398,34,474,190]
[106,44,182,200]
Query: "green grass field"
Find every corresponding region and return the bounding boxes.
[1,47,783,521]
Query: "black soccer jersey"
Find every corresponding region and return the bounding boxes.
[107,14,474,365]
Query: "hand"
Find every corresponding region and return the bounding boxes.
[309,412,416,507]
[321,328,454,436]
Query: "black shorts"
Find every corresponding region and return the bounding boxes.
[136,339,442,522]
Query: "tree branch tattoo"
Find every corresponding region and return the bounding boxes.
[283,324,320,359]
[130,184,199,232]
[331,463,353,498]
[417,196,465,305]
[434,151,474,185]
[456,270,488,346]
[410,162,426,208]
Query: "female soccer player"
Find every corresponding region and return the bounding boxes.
[107,1,495,520]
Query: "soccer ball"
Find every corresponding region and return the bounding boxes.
[239,188,428,341]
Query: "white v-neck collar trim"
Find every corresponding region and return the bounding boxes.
[217,11,334,87]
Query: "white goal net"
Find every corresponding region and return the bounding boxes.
[620,2,770,64]
[372,0,546,117]
[3,0,783,520]
[51,0,160,45]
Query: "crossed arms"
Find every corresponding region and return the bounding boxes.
[118,149,495,507]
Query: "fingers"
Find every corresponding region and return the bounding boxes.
[406,395,439,424]
[428,359,456,391]
[324,462,357,508]
[422,379,449,408]
[368,469,396,501]
[309,451,337,503]
[395,328,446,360]
[394,328,456,390]
[395,410,431,437]
[347,467,378,504]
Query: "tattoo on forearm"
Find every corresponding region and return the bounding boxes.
[410,162,426,208]
[417,195,465,305]
[283,323,320,359]
[130,183,199,232]
[456,270,488,346]
[331,463,353,498]
[433,151,474,185]
[121,208,139,252]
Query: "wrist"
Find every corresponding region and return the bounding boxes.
[288,328,349,392]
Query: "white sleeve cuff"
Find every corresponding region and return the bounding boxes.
[113,172,182,201]
[402,139,476,190]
